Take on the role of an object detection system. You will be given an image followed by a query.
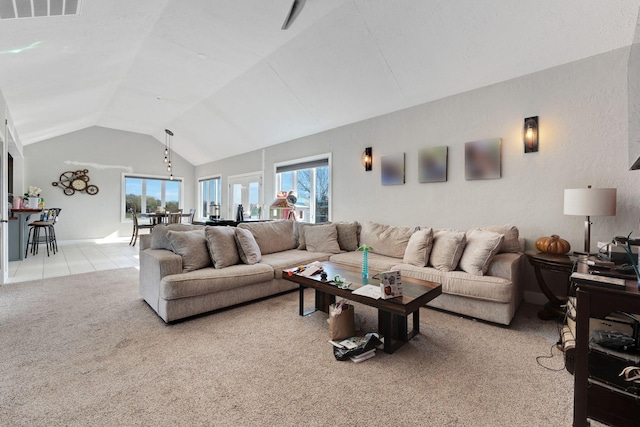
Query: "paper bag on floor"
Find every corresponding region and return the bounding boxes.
[329,302,355,340]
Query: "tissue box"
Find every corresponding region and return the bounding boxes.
[379,271,402,299]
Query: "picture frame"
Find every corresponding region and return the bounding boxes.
[465,138,501,180]
[418,146,448,183]
[381,153,405,185]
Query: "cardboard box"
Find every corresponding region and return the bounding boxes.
[379,270,402,299]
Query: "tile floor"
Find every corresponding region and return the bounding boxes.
[6,239,140,283]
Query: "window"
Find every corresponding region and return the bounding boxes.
[123,174,182,218]
[275,155,330,223]
[199,176,221,219]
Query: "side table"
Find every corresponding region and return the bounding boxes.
[525,250,576,320]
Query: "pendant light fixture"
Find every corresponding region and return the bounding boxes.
[164,129,174,180]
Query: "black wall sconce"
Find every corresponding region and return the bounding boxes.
[523,116,539,153]
[362,147,372,171]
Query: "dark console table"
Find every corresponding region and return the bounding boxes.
[573,278,640,427]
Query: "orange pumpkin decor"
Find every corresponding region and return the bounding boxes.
[535,235,571,255]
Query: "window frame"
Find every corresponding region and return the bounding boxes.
[273,153,332,223]
[121,172,184,222]
[197,174,222,221]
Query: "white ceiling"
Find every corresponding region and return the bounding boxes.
[0,0,639,166]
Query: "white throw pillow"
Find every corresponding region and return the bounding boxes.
[429,230,466,272]
[458,229,505,276]
[402,228,434,267]
[359,221,413,258]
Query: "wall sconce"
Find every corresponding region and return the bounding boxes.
[523,116,539,153]
[362,147,372,171]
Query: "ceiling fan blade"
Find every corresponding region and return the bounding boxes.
[281,0,306,30]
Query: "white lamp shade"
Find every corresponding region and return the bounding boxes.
[563,188,617,216]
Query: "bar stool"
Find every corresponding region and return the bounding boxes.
[25,209,59,258]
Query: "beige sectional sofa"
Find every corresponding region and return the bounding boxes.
[139,220,525,325]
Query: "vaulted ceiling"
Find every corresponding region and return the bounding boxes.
[0,0,639,166]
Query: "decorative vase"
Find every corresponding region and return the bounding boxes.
[28,197,39,209]
[362,250,369,279]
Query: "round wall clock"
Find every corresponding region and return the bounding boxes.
[52,169,99,196]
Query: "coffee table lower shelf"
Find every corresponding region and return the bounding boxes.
[285,262,442,354]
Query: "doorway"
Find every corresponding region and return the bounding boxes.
[228,172,263,220]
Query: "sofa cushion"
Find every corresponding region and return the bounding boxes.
[151,223,205,250]
[329,251,400,272]
[429,230,466,272]
[359,221,413,258]
[160,264,275,300]
[295,222,331,250]
[334,221,360,251]
[238,221,296,255]
[166,229,211,272]
[235,227,261,265]
[479,224,520,253]
[442,271,513,303]
[205,226,240,269]
[459,229,504,276]
[260,250,332,277]
[402,228,434,267]
[392,264,445,285]
[305,223,341,253]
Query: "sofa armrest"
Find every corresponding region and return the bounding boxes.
[139,249,183,311]
[487,252,523,282]
[139,234,152,250]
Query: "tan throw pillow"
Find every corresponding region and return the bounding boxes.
[235,227,262,265]
[335,221,360,251]
[459,229,505,276]
[205,226,240,269]
[295,222,331,250]
[151,223,205,250]
[402,228,434,267]
[237,221,296,255]
[359,222,413,258]
[479,224,520,253]
[305,223,341,253]
[166,229,211,272]
[429,230,466,272]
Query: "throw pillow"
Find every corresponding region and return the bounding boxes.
[295,222,331,250]
[479,224,520,253]
[237,221,296,255]
[402,228,434,267]
[235,227,262,265]
[359,221,413,258]
[459,229,505,276]
[151,223,205,250]
[166,229,211,272]
[429,230,467,272]
[205,226,240,269]
[334,221,360,251]
[304,223,341,253]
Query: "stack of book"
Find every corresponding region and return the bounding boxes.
[349,348,376,363]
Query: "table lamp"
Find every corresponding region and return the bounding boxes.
[563,186,617,254]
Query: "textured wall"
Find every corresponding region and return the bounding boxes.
[23,126,195,240]
[197,47,640,300]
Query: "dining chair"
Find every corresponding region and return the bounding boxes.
[129,208,154,246]
[188,208,195,223]
[167,209,183,224]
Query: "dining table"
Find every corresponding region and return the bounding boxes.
[140,212,191,225]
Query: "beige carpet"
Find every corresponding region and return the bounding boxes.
[0,268,575,426]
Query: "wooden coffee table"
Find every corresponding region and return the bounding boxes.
[283,262,442,353]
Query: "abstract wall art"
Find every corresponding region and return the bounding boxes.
[465,138,501,180]
[381,153,405,185]
[418,146,448,183]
